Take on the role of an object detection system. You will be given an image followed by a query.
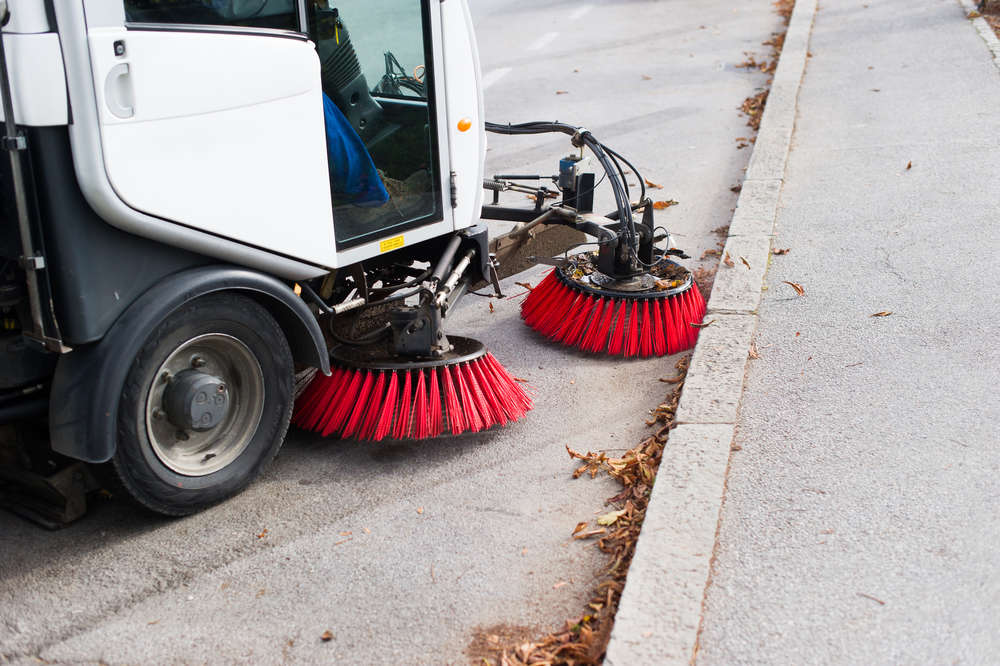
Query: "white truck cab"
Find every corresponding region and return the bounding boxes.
[0,0,492,517]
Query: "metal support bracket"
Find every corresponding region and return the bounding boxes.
[2,134,26,151]
[18,255,45,271]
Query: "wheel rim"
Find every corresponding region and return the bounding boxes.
[145,333,265,477]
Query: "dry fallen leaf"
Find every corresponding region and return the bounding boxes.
[573,528,607,540]
[723,252,735,268]
[655,278,683,290]
[572,521,589,536]
[905,161,912,170]
[772,247,791,255]
[256,529,268,540]
[690,319,715,329]
[652,200,679,210]
[552,581,569,589]
[749,342,760,359]
[659,375,684,384]
[339,531,352,537]
[782,281,805,296]
[641,74,652,80]
[644,178,663,189]
[870,311,893,317]
[555,90,569,95]
[513,376,529,383]
[857,592,886,606]
[320,630,334,642]
[515,281,533,291]
[489,301,495,314]
[739,256,751,270]
[969,9,982,18]
[417,507,424,515]
[597,509,627,526]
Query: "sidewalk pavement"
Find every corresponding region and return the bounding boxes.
[611,0,1000,663]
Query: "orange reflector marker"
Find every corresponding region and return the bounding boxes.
[293,283,302,296]
[457,118,473,132]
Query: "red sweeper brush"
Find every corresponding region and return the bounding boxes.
[292,336,531,442]
[521,254,707,357]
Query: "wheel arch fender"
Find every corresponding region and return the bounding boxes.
[49,265,330,464]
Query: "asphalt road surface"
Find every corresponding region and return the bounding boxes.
[0,1,781,662]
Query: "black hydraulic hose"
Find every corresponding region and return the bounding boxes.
[328,322,391,347]
[368,266,433,295]
[431,234,463,285]
[602,143,646,204]
[604,148,630,201]
[485,122,638,250]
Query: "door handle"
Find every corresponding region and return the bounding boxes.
[104,63,135,119]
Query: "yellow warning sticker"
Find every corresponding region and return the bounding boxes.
[379,235,405,253]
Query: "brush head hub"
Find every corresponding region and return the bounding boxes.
[162,369,229,432]
[329,335,486,371]
[587,271,658,293]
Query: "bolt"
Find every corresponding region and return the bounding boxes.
[152,408,165,420]
[160,371,172,384]
[217,384,226,394]
[192,356,207,368]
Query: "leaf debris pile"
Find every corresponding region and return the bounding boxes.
[976,1,1000,38]
[474,355,691,665]
[739,1,792,132]
[560,250,691,289]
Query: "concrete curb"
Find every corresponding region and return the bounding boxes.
[603,0,818,663]
[957,0,1000,69]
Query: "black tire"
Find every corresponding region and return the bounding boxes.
[111,293,293,516]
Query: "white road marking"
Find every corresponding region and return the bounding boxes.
[569,5,593,21]
[528,31,559,51]
[481,67,512,91]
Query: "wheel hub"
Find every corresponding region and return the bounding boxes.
[145,333,264,477]
[162,369,230,432]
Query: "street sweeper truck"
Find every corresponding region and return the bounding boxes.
[0,0,705,518]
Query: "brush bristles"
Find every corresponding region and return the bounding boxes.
[292,354,532,442]
[521,269,707,357]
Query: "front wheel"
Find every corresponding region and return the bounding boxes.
[111,293,293,516]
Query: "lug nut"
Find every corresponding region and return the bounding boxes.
[217,384,226,394]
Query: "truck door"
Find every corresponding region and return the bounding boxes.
[303,0,457,265]
[74,0,338,269]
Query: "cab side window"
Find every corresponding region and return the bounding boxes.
[124,0,300,32]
